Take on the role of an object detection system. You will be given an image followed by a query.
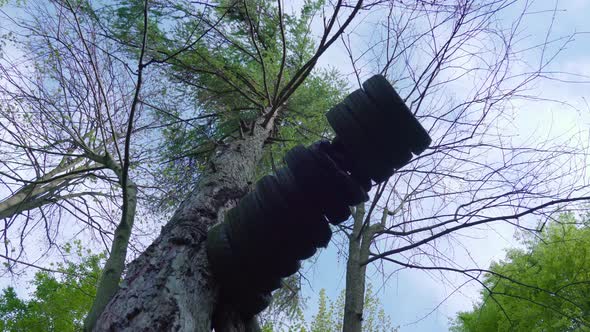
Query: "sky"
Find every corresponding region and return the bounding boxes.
[1,0,590,331]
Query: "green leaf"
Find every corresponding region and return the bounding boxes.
[0,244,105,332]
[451,213,590,332]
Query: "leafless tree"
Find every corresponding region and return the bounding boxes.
[332,1,590,330]
[0,0,156,327]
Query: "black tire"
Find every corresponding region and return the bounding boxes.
[362,75,431,154]
[274,210,320,261]
[273,167,314,234]
[237,191,272,231]
[274,167,305,211]
[326,104,366,158]
[253,254,300,280]
[250,275,283,294]
[328,136,355,171]
[217,265,281,300]
[273,259,301,278]
[299,212,332,249]
[236,173,314,265]
[234,192,285,263]
[323,204,352,225]
[236,291,273,319]
[347,88,424,181]
[225,207,253,258]
[310,141,368,208]
[223,207,282,294]
[256,175,289,216]
[206,223,237,283]
[329,138,372,192]
[389,149,413,170]
[284,145,326,207]
[293,241,317,260]
[273,167,314,238]
[326,104,376,178]
[344,89,390,139]
[227,205,304,288]
[312,218,332,248]
[225,205,262,251]
[343,90,397,180]
[305,141,352,223]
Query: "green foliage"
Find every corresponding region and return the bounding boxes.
[450,214,590,332]
[362,286,397,332]
[260,275,307,328]
[258,68,346,177]
[97,0,346,210]
[0,243,104,332]
[261,284,397,332]
[309,289,340,332]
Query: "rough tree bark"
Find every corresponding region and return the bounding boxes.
[95,115,276,331]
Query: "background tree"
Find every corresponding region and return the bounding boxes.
[0,242,104,332]
[0,0,153,327]
[308,286,396,332]
[260,285,397,332]
[325,1,590,330]
[450,213,590,331]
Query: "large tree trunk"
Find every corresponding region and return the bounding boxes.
[94,117,275,331]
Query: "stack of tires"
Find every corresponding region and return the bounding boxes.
[206,75,431,318]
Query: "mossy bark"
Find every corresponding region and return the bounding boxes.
[94,117,275,331]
